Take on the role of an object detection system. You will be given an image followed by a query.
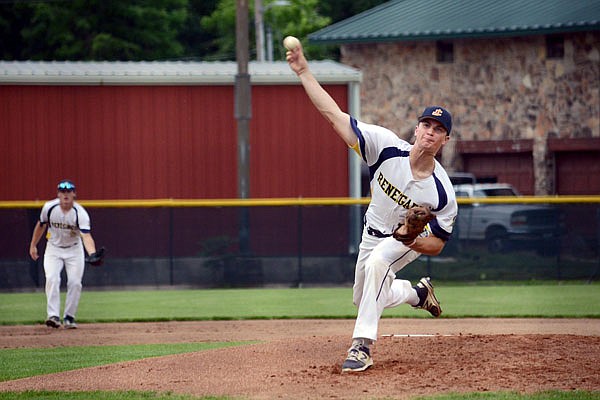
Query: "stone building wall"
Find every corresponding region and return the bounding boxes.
[340,32,599,191]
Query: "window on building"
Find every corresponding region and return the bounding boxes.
[546,35,564,59]
[436,41,454,63]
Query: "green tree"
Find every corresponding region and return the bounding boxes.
[0,2,35,60]
[0,0,388,61]
[177,0,220,60]
[200,0,332,61]
[318,0,388,24]
[198,0,238,60]
[15,0,188,61]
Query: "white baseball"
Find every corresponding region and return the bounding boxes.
[283,36,300,50]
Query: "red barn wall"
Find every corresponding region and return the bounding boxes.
[0,84,349,200]
[250,85,349,198]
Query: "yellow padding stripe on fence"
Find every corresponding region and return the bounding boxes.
[0,197,372,209]
[456,196,600,204]
[1,196,599,209]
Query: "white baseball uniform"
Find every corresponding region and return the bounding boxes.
[349,117,458,341]
[39,198,91,320]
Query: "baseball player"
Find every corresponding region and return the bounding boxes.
[286,42,457,372]
[29,180,100,329]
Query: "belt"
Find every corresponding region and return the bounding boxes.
[57,243,78,249]
[366,226,392,238]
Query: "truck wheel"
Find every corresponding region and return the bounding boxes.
[486,227,508,253]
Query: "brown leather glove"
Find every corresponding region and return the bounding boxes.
[393,207,434,245]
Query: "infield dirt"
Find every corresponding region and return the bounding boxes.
[1,319,599,399]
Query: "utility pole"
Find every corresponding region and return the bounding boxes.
[254,0,265,61]
[255,0,290,62]
[235,0,251,253]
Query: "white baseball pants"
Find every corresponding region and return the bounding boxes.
[43,242,85,319]
[352,229,422,341]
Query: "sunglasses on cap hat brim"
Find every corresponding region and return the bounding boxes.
[57,181,76,192]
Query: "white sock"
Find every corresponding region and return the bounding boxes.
[407,287,421,306]
[352,338,372,348]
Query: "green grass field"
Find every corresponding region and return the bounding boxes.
[1,283,599,325]
[0,284,598,400]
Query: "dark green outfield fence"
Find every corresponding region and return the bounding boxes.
[1,197,598,290]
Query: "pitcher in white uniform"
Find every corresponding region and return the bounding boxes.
[29,180,99,329]
[287,43,458,372]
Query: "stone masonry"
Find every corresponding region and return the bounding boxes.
[340,32,599,194]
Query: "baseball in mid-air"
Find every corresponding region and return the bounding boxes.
[283,36,300,50]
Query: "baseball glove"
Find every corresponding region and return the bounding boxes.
[85,247,106,266]
[393,206,434,245]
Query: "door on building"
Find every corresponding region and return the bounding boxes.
[463,153,534,195]
[555,151,600,195]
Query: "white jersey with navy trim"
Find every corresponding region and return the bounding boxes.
[40,199,91,247]
[350,117,457,240]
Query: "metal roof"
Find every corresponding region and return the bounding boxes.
[309,0,600,44]
[0,60,361,85]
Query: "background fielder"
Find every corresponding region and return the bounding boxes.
[29,179,99,329]
[286,39,458,372]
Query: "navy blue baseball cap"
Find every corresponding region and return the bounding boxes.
[57,180,76,192]
[418,106,452,134]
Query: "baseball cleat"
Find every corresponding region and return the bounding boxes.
[45,316,61,328]
[341,344,373,372]
[413,277,442,317]
[63,315,78,329]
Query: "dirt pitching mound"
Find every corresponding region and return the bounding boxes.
[1,319,599,399]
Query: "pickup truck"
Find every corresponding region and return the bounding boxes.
[453,183,563,255]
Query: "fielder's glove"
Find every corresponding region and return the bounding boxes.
[393,206,435,246]
[85,247,106,266]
